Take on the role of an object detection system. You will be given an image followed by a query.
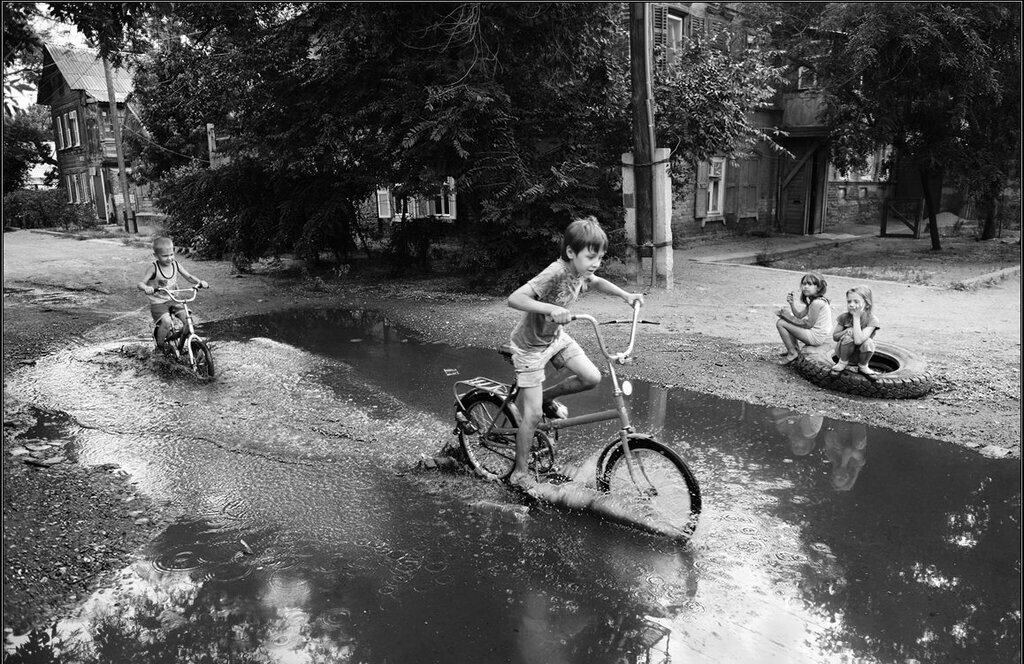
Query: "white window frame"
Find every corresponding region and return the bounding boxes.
[376,189,392,219]
[68,110,80,147]
[55,115,65,150]
[666,15,684,66]
[707,157,726,216]
[62,113,72,149]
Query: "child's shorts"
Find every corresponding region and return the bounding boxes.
[150,301,184,322]
[509,331,585,388]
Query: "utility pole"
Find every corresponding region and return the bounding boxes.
[629,3,656,283]
[102,55,137,234]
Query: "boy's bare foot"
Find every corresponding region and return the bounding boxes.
[508,470,541,497]
[542,399,569,420]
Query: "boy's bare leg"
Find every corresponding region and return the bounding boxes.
[155,314,173,346]
[512,384,544,481]
[541,354,601,402]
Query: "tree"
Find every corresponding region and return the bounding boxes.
[763,3,1022,249]
[36,3,783,283]
[3,105,58,194]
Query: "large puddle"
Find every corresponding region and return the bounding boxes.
[4,308,1020,663]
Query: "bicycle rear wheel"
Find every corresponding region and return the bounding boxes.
[189,338,215,380]
[597,436,701,537]
[457,391,518,480]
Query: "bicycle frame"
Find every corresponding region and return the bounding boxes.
[454,301,656,487]
[158,287,202,366]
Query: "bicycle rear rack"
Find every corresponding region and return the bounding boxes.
[455,376,511,398]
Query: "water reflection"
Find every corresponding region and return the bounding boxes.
[3,307,1019,664]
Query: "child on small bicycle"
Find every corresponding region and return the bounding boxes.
[506,216,644,490]
[136,236,209,349]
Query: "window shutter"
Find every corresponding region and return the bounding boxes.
[691,16,706,37]
[725,159,740,218]
[447,193,457,219]
[652,5,668,70]
[62,113,72,148]
[694,161,710,218]
[376,189,392,218]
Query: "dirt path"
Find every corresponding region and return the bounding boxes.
[3,228,1020,635]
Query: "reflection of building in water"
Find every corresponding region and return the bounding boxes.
[824,422,868,491]
[771,408,824,456]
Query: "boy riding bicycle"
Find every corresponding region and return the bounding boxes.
[506,216,644,491]
[137,237,209,350]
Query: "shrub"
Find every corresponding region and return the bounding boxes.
[2,189,97,230]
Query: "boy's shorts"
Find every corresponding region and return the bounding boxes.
[510,331,585,388]
[150,301,184,322]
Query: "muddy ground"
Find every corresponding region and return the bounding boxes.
[3,226,1021,637]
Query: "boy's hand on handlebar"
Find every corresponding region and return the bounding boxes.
[143,286,155,295]
[624,293,644,307]
[547,306,572,324]
[198,280,209,289]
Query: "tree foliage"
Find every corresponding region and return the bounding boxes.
[3,105,58,194]
[40,2,783,284]
[758,2,1021,245]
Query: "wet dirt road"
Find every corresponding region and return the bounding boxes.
[4,307,1020,663]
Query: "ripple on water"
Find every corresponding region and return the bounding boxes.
[153,548,204,573]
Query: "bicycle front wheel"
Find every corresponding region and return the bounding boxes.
[189,338,215,380]
[458,391,518,481]
[598,436,701,536]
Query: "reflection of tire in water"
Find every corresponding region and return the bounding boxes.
[793,341,933,398]
[597,437,701,537]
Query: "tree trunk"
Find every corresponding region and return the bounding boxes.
[919,166,942,251]
[980,182,999,240]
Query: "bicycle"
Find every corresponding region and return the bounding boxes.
[153,286,215,381]
[453,301,701,535]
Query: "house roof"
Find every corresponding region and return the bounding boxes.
[36,44,134,106]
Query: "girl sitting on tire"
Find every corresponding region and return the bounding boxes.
[776,272,833,365]
[831,285,881,379]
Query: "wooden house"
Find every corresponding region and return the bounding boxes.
[655,3,832,240]
[35,44,140,224]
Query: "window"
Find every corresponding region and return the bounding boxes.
[54,115,64,150]
[101,110,113,136]
[376,189,392,219]
[707,158,726,215]
[838,187,847,200]
[797,66,818,91]
[666,14,684,66]
[68,111,80,147]
[66,174,83,203]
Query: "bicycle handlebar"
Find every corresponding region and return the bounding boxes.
[156,286,202,303]
[570,301,643,364]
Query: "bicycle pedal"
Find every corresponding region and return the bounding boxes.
[454,411,478,434]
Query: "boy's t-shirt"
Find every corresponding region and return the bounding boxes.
[511,259,590,351]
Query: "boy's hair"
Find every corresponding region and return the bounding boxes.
[561,216,608,261]
[800,272,827,303]
[847,285,874,310]
[153,237,173,251]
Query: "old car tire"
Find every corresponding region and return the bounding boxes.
[793,341,934,399]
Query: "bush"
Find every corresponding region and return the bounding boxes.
[2,189,97,230]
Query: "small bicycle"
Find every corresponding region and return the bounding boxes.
[453,302,701,533]
[154,286,215,381]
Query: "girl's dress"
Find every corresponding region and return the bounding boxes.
[802,297,833,346]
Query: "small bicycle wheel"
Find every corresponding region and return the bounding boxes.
[458,391,518,480]
[598,436,701,536]
[189,338,215,380]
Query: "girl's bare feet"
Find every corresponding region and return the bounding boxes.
[778,353,799,365]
